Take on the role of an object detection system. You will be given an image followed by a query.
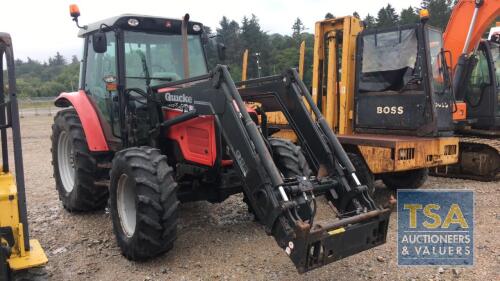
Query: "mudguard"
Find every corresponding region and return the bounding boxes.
[54,91,109,152]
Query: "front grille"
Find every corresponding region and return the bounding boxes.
[398,148,415,160]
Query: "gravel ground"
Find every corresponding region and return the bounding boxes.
[17,115,500,281]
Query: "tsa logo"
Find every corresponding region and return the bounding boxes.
[397,190,473,266]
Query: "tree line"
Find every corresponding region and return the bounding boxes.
[12,52,79,98]
[8,0,467,97]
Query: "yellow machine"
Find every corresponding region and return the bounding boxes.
[0,33,47,281]
[243,15,459,190]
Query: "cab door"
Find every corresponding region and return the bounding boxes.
[82,32,119,138]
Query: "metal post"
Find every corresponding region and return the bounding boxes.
[5,42,30,250]
[241,49,248,81]
[181,13,190,79]
[0,51,8,173]
[298,41,305,80]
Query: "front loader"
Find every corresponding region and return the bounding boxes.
[0,33,48,281]
[51,7,390,273]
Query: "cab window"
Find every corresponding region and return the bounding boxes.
[84,32,117,120]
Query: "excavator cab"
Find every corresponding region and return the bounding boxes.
[463,40,500,129]
[354,23,455,136]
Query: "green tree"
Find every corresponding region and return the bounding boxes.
[363,14,376,29]
[376,4,399,27]
[240,15,270,78]
[421,0,453,29]
[400,6,420,25]
[325,13,334,19]
[48,52,66,66]
[71,55,79,65]
[292,17,306,45]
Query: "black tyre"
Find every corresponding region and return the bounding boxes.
[243,138,312,217]
[109,147,179,261]
[381,168,429,190]
[0,245,10,281]
[272,138,313,220]
[51,108,108,211]
[348,152,375,195]
[268,138,312,177]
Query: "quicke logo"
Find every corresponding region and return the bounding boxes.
[164,92,194,104]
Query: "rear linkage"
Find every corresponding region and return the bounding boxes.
[150,65,390,273]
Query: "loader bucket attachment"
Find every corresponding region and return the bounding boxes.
[152,66,391,273]
[289,209,390,272]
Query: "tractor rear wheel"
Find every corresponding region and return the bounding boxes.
[52,109,108,211]
[380,168,428,190]
[109,147,179,261]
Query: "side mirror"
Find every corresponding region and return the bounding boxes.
[92,32,107,53]
[217,42,226,61]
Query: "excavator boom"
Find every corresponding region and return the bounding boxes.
[444,0,499,72]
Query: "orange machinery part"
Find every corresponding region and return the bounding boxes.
[443,0,500,72]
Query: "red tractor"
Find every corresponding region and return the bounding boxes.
[51,6,390,273]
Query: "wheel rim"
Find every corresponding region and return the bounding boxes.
[117,174,136,238]
[57,131,75,193]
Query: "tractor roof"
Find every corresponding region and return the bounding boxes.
[78,14,204,37]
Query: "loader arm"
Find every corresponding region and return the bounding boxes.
[152,66,390,273]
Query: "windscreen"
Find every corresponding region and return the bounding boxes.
[124,31,208,89]
[359,28,419,92]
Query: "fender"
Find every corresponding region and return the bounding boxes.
[55,90,109,152]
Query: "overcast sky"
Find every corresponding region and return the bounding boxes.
[1,0,420,62]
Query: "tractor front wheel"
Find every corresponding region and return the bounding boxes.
[380,168,429,190]
[52,109,108,211]
[109,147,179,261]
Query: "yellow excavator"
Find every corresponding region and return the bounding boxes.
[0,33,48,281]
[243,13,460,191]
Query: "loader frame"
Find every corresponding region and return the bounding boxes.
[150,66,391,272]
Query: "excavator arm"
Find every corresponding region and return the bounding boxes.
[444,0,499,70]
[443,0,500,101]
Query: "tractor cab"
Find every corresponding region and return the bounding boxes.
[354,22,455,136]
[78,14,210,88]
[70,12,223,145]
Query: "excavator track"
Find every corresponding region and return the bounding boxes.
[432,136,500,181]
